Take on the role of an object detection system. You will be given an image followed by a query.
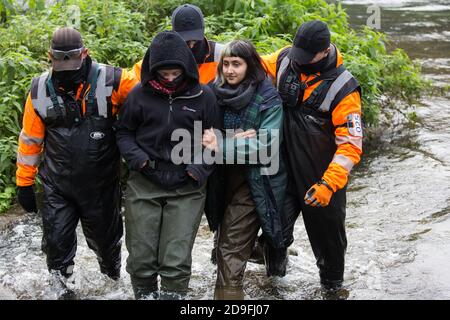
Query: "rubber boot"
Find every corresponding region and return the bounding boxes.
[211,247,217,265]
[49,268,76,300]
[248,238,265,265]
[159,290,186,300]
[214,286,245,300]
[131,275,159,300]
[100,265,121,281]
[320,279,349,300]
[263,243,288,277]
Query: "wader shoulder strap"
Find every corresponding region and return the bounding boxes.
[302,65,347,109]
[278,57,347,109]
[277,56,301,108]
[85,62,100,117]
[46,73,64,119]
[46,63,101,118]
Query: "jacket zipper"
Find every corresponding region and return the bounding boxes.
[165,94,174,160]
[164,90,204,161]
[168,94,173,125]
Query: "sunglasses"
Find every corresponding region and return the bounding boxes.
[50,47,84,60]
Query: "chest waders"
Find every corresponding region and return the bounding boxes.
[37,63,123,279]
[276,49,360,289]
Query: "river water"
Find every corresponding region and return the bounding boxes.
[0,0,449,300]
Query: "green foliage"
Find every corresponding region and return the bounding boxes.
[0,0,427,213]
[0,136,18,212]
[381,49,427,104]
[0,47,43,137]
[0,0,149,213]
[0,0,17,23]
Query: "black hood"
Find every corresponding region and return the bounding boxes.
[141,31,199,85]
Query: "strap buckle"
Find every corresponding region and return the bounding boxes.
[319,179,333,192]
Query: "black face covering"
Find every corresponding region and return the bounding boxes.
[156,72,185,88]
[190,39,208,64]
[53,58,88,93]
[295,54,331,75]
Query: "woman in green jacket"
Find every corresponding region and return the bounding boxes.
[202,40,287,300]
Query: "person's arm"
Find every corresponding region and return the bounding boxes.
[202,99,283,169]
[115,91,149,171]
[260,46,290,79]
[222,99,283,167]
[304,91,362,207]
[323,90,363,192]
[16,94,45,187]
[185,88,220,186]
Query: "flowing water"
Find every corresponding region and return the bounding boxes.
[1,0,449,300]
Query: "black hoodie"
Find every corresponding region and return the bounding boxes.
[116,31,220,189]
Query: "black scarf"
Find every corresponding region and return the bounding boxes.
[190,39,209,64]
[292,52,336,75]
[156,72,185,88]
[213,80,256,112]
[52,57,91,94]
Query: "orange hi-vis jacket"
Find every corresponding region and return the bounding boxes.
[16,62,138,187]
[132,40,224,85]
[262,45,362,192]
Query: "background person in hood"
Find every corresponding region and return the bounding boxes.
[15,27,138,299]
[262,20,362,299]
[133,3,224,85]
[116,31,220,300]
[201,40,287,300]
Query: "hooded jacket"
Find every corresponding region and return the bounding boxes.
[116,31,220,189]
[132,38,223,85]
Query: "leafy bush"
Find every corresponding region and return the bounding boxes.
[0,0,149,212]
[0,0,428,213]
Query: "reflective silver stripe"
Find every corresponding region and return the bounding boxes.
[214,43,224,62]
[17,152,41,166]
[276,56,290,90]
[32,73,50,118]
[19,130,43,146]
[318,70,353,112]
[32,73,64,119]
[95,65,113,118]
[335,135,362,150]
[331,154,354,172]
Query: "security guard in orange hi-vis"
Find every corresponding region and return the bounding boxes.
[132,4,223,85]
[262,20,362,297]
[15,27,138,298]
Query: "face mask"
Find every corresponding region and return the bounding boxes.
[53,59,87,92]
[297,56,330,75]
[190,40,208,64]
[157,73,185,88]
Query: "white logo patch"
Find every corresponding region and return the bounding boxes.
[347,114,363,137]
[90,131,105,140]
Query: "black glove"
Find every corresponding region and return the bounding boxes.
[17,186,38,213]
[140,163,154,180]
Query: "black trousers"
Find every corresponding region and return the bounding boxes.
[282,182,347,286]
[40,180,123,278]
